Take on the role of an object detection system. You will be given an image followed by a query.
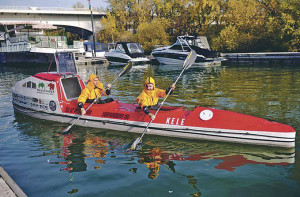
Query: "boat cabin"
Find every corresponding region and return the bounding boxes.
[54,52,83,100]
[170,36,218,58]
[109,42,146,58]
[84,42,105,53]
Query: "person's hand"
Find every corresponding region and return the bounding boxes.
[81,108,86,115]
[107,84,112,89]
[149,113,155,120]
[170,83,175,90]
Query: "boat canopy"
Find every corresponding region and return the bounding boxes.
[54,52,77,75]
[110,42,145,57]
[174,36,210,50]
[83,42,105,52]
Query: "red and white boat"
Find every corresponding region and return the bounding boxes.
[11,52,296,148]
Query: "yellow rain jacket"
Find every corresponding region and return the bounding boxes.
[77,74,107,105]
[136,77,166,108]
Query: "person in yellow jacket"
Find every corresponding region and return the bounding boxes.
[78,74,113,115]
[137,77,175,120]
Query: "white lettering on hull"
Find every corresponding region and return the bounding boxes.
[166,117,185,126]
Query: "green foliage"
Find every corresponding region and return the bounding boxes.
[44,29,80,45]
[135,19,170,53]
[98,0,299,52]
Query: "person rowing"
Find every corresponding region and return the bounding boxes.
[136,77,175,120]
[77,74,113,115]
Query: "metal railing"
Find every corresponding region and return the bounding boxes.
[0,35,85,52]
[0,43,31,52]
[0,6,101,12]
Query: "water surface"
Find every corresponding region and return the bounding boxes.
[0,61,299,196]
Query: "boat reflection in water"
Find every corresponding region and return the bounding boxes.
[83,134,109,168]
[136,141,295,178]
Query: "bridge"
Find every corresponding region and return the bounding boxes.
[0,6,106,39]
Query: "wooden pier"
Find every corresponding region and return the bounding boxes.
[0,166,27,197]
[75,53,107,65]
[221,52,300,62]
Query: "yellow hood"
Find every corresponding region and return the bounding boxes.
[144,77,156,89]
[86,74,103,91]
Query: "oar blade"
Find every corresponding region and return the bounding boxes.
[130,137,141,150]
[60,125,72,134]
[120,61,133,77]
[183,50,197,70]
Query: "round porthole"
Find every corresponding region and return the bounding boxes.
[199,110,213,120]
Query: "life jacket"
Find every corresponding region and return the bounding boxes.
[136,77,166,108]
[77,74,106,104]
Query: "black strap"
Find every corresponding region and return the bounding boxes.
[142,106,150,114]
[78,102,84,109]
[166,87,173,95]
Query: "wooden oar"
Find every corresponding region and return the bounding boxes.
[130,50,197,150]
[60,62,133,134]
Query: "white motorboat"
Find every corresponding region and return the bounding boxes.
[105,42,150,66]
[152,36,226,66]
[83,42,105,59]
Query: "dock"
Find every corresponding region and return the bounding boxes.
[221,52,300,62]
[0,166,27,197]
[75,53,108,65]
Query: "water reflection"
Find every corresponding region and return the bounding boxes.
[84,134,109,168]
[138,140,295,174]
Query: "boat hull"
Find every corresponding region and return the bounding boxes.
[12,102,295,148]
[105,53,150,66]
[0,51,53,64]
[152,51,224,66]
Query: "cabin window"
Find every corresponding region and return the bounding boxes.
[23,81,36,89]
[170,45,183,50]
[116,44,125,53]
[61,77,82,100]
[95,44,103,52]
[85,44,92,52]
[127,43,142,53]
[27,81,32,88]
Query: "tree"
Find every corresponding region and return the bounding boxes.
[135,19,170,53]
[99,0,299,52]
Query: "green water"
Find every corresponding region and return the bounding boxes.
[0,62,299,196]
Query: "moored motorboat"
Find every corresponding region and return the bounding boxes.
[11,52,296,148]
[83,42,106,59]
[152,36,226,66]
[105,42,150,66]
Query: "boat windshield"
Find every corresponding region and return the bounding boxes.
[115,44,126,53]
[126,43,143,54]
[55,52,77,75]
[84,43,104,52]
[174,36,210,50]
